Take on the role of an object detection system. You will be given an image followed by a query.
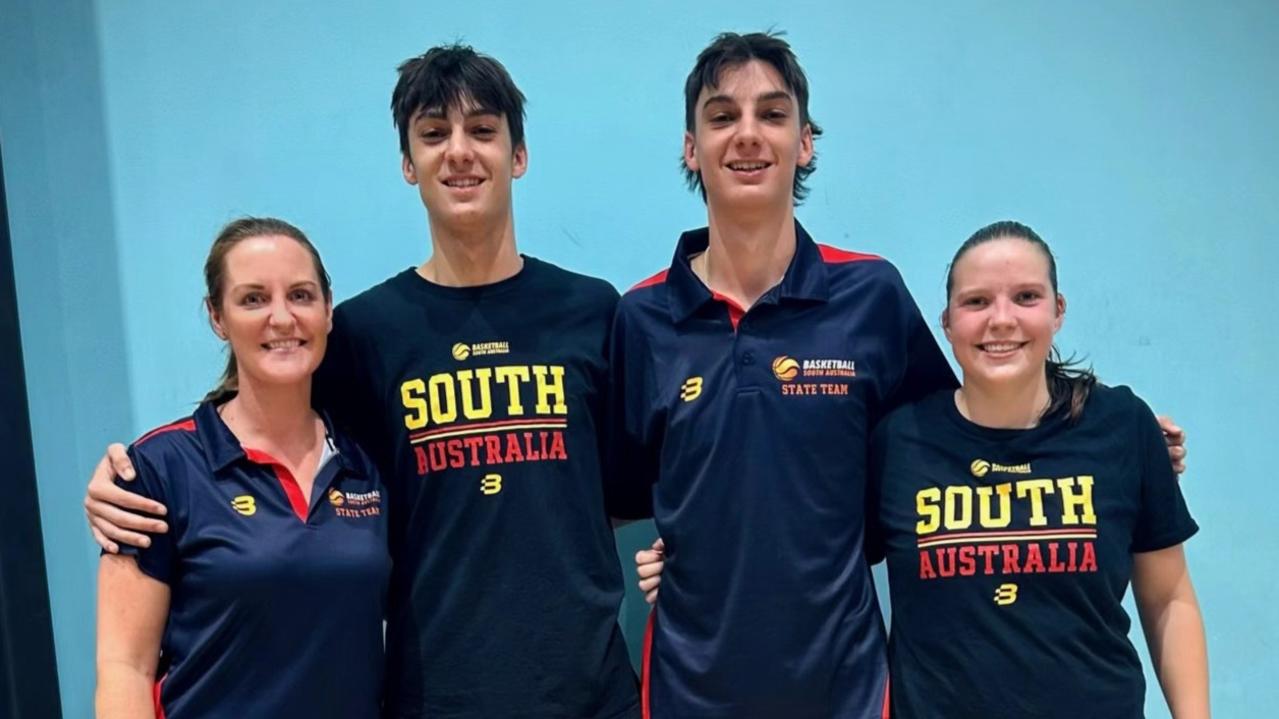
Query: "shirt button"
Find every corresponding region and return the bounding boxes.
[741,352,755,365]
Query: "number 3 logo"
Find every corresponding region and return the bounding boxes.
[993,583,1019,606]
[481,473,503,495]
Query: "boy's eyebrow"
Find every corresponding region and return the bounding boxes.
[415,105,502,121]
[701,90,794,108]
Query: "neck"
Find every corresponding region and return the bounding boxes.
[220,377,317,459]
[954,374,1052,429]
[698,202,797,308]
[422,211,522,287]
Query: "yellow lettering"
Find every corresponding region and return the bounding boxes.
[458,368,494,420]
[401,379,429,430]
[427,373,457,423]
[943,486,973,530]
[1016,478,1056,527]
[916,488,942,534]
[1057,475,1097,525]
[977,483,1013,528]
[532,365,568,415]
[495,366,531,415]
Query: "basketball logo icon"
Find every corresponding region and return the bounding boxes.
[772,356,800,382]
[328,488,345,506]
[970,459,991,478]
[451,343,471,361]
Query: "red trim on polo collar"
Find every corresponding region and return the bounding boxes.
[710,291,747,331]
[242,448,309,522]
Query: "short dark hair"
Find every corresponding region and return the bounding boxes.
[391,44,527,156]
[945,220,1096,423]
[682,31,823,204]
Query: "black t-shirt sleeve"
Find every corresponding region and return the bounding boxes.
[601,301,658,519]
[314,305,361,427]
[1130,396,1198,552]
[115,445,179,584]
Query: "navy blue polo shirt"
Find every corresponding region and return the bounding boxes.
[608,221,957,718]
[118,399,390,718]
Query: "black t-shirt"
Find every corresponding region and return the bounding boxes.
[868,384,1197,719]
[315,258,639,719]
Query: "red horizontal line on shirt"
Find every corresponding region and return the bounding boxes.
[917,527,1097,548]
[409,418,567,443]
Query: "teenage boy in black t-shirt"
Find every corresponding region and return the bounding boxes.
[85,45,640,719]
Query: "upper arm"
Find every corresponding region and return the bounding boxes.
[1131,544,1194,616]
[881,267,957,419]
[602,302,659,520]
[116,448,180,580]
[96,554,170,675]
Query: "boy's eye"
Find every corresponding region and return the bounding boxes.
[471,126,497,138]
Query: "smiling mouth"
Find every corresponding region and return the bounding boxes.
[262,339,305,351]
[443,177,484,188]
[726,161,771,172]
[978,341,1027,354]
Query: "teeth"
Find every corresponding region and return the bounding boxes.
[445,178,482,187]
[982,343,1021,352]
[265,340,301,350]
[729,161,769,171]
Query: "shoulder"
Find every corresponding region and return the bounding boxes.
[617,266,671,317]
[523,257,620,309]
[1079,382,1153,425]
[129,415,200,460]
[875,388,949,440]
[334,270,413,320]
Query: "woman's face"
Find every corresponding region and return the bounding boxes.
[943,236,1064,391]
[210,234,331,392]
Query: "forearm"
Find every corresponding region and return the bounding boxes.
[1144,595,1210,719]
[95,662,156,719]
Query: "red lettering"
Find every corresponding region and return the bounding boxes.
[958,546,977,576]
[447,439,466,468]
[977,545,999,575]
[523,432,541,461]
[1048,542,1066,572]
[504,433,525,462]
[485,436,503,464]
[937,547,957,577]
[463,436,484,466]
[428,442,448,472]
[1067,541,1078,571]
[1001,544,1021,574]
[1079,541,1098,572]
[549,430,567,459]
[414,446,428,476]
[1024,544,1046,573]
[919,550,937,579]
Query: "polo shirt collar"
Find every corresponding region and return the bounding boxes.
[193,399,353,473]
[665,219,831,325]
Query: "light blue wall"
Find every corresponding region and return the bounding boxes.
[6,1,1276,715]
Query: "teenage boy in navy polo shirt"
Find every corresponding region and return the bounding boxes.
[86,45,640,719]
[609,33,1184,719]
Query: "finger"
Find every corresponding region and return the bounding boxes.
[652,537,664,553]
[635,549,661,565]
[85,496,168,535]
[637,562,665,580]
[1157,416,1185,443]
[86,480,167,517]
[88,512,152,549]
[645,589,658,605]
[89,522,119,554]
[107,443,135,480]
[1169,446,1187,461]
[1173,460,1187,475]
[639,576,661,593]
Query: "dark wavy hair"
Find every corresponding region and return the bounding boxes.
[392,43,527,156]
[945,220,1096,423]
[682,31,822,204]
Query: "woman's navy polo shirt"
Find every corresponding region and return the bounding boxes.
[117,400,390,718]
[608,222,958,719]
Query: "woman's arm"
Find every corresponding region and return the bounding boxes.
[1132,544,1209,719]
[96,554,170,719]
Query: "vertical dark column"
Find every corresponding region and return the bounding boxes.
[0,143,64,716]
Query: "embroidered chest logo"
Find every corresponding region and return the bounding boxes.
[230,495,257,516]
[452,340,511,361]
[680,377,704,402]
[970,459,1032,478]
[331,489,382,518]
[772,355,855,396]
